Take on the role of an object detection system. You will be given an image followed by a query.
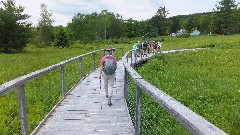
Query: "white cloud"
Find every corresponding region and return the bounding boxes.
[12,0,240,26]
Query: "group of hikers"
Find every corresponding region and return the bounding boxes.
[99,40,163,106]
[132,39,163,57]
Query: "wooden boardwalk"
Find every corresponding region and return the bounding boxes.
[35,60,134,135]
[33,50,198,135]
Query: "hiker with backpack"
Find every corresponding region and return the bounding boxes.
[147,41,151,54]
[136,41,141,57]
[152,41,157,55]
[157,40,162,53]
[132,42,138,59]
[99,48,117,106]
[142,40,148,57]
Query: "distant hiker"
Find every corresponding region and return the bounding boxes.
[132,42,138,59]
[99,47,117,106]
[152,41,157,55]
[157,40,162,53]
[136,41,141,57]
[147,41,151,54]
[142,41,148,57]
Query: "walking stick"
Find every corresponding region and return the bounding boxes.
[100,78,101,89]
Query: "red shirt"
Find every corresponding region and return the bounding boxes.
[100,55,117,66]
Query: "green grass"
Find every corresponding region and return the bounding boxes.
[161,34,240,50]
[0,43,132,134]
[0,35,240,134]
[0,44,131,84]
[135,35,240,134]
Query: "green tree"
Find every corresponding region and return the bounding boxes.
[215,0,238,12]
[68,10,126,43]
[103,12,125,39]
[150,6,170,35]
[54,27,69,48]
[37,3,54,46]
[213,0,239,34]
[139,21,158,38]
[0,0,31,53]
[184,15,200,32]
[125,18,141,38]
[170,17,181,33]
[156,6,169,18]
[68,13,98,43]
[198,13,213,35]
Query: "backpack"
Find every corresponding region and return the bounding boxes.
[143,43,147,49]
[153,43,158,49]
[132,44,138,51]
[103,56,117,75]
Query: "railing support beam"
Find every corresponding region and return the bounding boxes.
[61,66,65,98]
[79,57,83,80]
[18,84,28,135]
[135,85,142,135]
[131,51,133,66]
[93,53,96,71]
[124,67,128,101]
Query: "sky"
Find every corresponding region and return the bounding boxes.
[13,0,240,27]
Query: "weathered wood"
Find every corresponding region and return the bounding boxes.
[136,79,227,135]
[61,66,66,98]
[123,49,227,135]
[18,84,28,135]
[123,53,155,82]
[0,50,103,97]
[34,60,134,135]
[135,85,142,135]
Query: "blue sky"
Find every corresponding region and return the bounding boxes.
[14,0,240,26]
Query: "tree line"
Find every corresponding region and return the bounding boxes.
[0,0,239,53]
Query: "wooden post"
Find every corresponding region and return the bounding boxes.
[131,51,133,66]
[79,57,83,80]
[124,67,128,101]
[135,85,142,135]
[18,84,28,135]
[61,66,65,98]
[93,53,96,71]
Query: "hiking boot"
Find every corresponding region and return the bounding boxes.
[108,96,112,106]
[108,102,112,106]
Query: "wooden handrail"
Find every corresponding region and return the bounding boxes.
[0,48,124,135]
[122,49,227,135]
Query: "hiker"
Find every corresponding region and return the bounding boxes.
[157,40,162,53]
[136,41,141,57]
[142,41,148,57]
[152,41,157,55]
[99,48,117,106]
[147,41,151,54]
[132,42,138,59]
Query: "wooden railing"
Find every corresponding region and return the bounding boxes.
[0,48,124,135]
[122,49,227,135]
[0,48,228,135]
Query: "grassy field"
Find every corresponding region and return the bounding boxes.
[0,35,239,134]
[0,43,132,134]
[0,44,132,84]
[135,35,240,134]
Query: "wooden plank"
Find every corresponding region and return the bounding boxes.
[0,50,104,97]
[136,79,227,135]
[122,49,227,135]
[34,60,134,135]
